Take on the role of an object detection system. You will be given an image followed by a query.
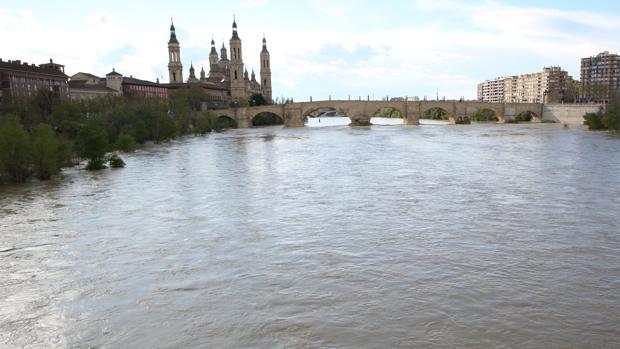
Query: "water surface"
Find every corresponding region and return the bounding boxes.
[1,122,619,348]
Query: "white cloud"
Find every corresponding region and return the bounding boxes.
[1,2,619,100]
[241,0,269,8]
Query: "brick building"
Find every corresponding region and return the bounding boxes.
[0,58,69,102]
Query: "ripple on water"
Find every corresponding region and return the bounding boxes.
[1,123,620,348]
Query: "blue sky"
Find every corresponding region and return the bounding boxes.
[1,0,619,101]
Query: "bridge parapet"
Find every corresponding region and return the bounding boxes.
[212,101,546,128]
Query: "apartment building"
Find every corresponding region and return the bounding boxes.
[580,51,620,102]
[478,67,577,103]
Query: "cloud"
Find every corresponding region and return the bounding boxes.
[1,2,619,101]
[241,0,269,8]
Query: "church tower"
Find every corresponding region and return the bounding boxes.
[229,17,245,99]
[209,38,218,70]
[260,35,272,102]
[167,19,183,83]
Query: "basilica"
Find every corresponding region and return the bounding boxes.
[166,18,272,105]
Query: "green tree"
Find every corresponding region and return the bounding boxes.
[249,93,268,106]
[583,112,606,130]
[421,108,448,120]
[193,113,213,135]
[0,114,32,182]
[514,111,534,122]
[469,109,498,121]
[76,118,109,170]
[602,94,620,131]
[31,123,61,180]
[374,107,402,118]
[115,133,136,152]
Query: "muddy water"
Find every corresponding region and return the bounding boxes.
[1,123,619,348]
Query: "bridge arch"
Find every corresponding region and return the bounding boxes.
[252,111,284,126]
[214,114,238,129]
[303,106,349,126]
[421,106,452,121]
[469,108,499,122]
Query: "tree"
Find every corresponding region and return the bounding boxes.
[515,111,534,122]
[469,109,498,121]
[602,94,620,131]
[31,123,61,180]
[249,93,268,106]
[374,107,402,118]
[583,112,606,130]
[76,118,109,170]
[0,114,32,182]
[421,108,448,120]
[115,133,136,152]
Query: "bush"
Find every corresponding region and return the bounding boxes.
[0,114,32,182]
[115,133,136,152]
[85,158,106,170]
[31,123,61,180]
[107,154,125,168]
[515,111,533,122]
[583,112,606,130]
[602,106,620,131]
[469,109,498,121]
[421,108,449,120]
[193,113,213,135]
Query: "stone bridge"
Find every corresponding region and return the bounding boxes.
[214,100,544,128]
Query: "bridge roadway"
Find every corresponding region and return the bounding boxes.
[215,100,544,127]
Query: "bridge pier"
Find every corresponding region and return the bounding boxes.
[215,101,545,129]
[349,115,372,127]
[284,108,304,127]
[405,112,420,125]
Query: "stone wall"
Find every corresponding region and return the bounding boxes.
[542,104,604,124]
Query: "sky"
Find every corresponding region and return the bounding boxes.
[1,0,620,101]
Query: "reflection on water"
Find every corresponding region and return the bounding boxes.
[1,123,619,348]
[305,116,449,127]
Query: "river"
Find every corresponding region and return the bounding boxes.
[1,119,619,348]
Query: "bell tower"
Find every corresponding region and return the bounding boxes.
[229,16,245,100]
[167,18,183,83]
[260,35,272,102]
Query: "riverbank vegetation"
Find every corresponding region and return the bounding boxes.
[0,86,250,184]
[469,109,498,122]
[421,108,449,120]
[583,96,620,131]
[374,107,402,118]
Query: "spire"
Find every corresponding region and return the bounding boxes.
[231,15,240,41]
[168,18,179,45]
[261,34,269,53]
[220,42,228,60]
[210,35,217,55]
[189,62,195,76]
[244,68,249,80]
[200,66,206,79]
[251,69,256,81]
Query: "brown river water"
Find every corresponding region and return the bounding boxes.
[1,119,619,348]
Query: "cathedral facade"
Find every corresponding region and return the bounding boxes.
[166,19,272,104]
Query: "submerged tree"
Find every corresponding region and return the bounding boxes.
[76,119,109,170]
[31,123,61,180]
[0,114,32,182]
